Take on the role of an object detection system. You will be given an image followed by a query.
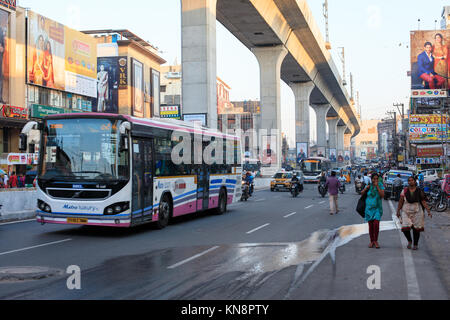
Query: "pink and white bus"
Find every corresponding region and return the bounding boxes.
[21,113,242,228]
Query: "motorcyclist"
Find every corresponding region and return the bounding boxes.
[245,171,254,195]
[291,174,300,194]
[319,171,327,183]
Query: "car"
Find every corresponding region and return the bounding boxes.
[383,170,414,200]
[420,169,444,182]
[270,172,294,192]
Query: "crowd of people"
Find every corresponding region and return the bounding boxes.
[0,172,28,189]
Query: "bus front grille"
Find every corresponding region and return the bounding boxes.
[46,188,111,200]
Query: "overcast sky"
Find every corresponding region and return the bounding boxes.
[18,0,449,146]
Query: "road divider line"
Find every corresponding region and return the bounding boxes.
[388,200,421,300]
[283,212,297,218]
[305,205,314,209]
[0,239,72,256]
[254,199,265,202]
[167,246,220,269]
[319,201,325,204]
[246,223,270,234]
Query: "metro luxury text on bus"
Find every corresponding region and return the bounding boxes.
[20,113,242,228]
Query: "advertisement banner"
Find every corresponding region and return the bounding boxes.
[7,153,29,165]
[329,148,337,162]
[93,57,126,113]
[160,105,180,119]
[416,157,441,165]
[132,58,144,118]
[0,105,27,119]
[409,114,450,141]
[183,113,206,127]
[0,1,16,10]
[151,69,160,117]
[296,143,308,163]
[410,30,450,93]
[317,147,326,158]
[344,150,351,161]
[27,11,97,97]
[0,9,10,104]
[417,144,444,157]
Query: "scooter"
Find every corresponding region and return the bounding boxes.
[355,181,364,194]
[241,181,250,201]
[318,181,327,198]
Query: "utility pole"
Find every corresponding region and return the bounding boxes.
[338,47,347,86]
[394,103,406,165]
[323,0,331,50]
[387,110,398,167]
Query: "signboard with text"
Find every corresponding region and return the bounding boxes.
[0,105,27,119]
[409,114,450,142]
[0,0,16,10]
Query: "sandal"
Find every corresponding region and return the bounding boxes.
[368,242,374,248]
[412,245,418,250]
[407,242,412,250]
[374,242,380,249]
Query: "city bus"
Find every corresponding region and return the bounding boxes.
[21,113,242,229]
[300,157,332,183]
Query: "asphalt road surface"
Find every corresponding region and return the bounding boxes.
[0,184,448,300]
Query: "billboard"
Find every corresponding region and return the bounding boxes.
[409,114,450,142]
[329,148,337,162]
[132,58,144,118]
[160,105,181,119]
[417,144,444,157]
[296,143,308,163]
[93,57,127,113]
[0,9,9,104]
[27,11,97,97]
[410,30,450,93]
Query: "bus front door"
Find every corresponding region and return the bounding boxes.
[131,138,153,224]
[197,164,210,211]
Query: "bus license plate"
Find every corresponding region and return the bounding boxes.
[67,218,88,224]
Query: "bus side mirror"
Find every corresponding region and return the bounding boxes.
[19,133,27,151]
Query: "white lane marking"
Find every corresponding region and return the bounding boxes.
[167,246,220,269]
[319,201,326,204]
[305,205,314,209]
[0,239,72,256]
[0,219,35,226]
[246,223,270,234]
[388,200,421,300]
[255,199,265,202]
[283,212,297,218]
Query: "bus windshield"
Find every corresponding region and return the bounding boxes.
[39,118,129,182]
[302,160,322,175]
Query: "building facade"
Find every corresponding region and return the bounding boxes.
[353,119,380,161]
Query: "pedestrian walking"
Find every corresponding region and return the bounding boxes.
[393,174,403,201]
[361,172,385,249]
[325,171,340,215]
[3,173,8,188]
[9,172,18,188]
[396,176,432,250]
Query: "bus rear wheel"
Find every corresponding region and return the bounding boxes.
[156,195,171,229]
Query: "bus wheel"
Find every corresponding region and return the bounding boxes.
[156,195,171,229]
[216,189,227,215]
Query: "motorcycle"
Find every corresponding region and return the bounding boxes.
[339,182,345,194]
[290,182,300,198]
[318,181,327,198]
[241,181,250,201]
[355,181,364,194]
[249,181,255,197]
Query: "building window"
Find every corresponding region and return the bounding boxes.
[160,85,166,93]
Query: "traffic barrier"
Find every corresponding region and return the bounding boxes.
[0,189,37,222]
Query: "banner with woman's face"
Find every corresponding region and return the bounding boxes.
[411,30,450,94]
[0,8,9,104]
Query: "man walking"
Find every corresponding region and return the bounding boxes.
[363,172,371,187]
[325,171,341,215]
[393,174,403,201]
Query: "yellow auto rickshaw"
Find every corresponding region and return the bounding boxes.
[342,169,351,183]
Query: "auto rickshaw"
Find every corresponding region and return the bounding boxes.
[341,169,351,183]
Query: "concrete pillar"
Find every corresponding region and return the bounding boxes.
[337,125,346,163]
[326,117,339,157]
[313,104,331,154]
[252,45,288,170]
[289,82,315,151]
[181,0,218,128]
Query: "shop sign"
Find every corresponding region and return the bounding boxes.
[160,105,181,119]
[7,153,38,165]
[31,104,66,118]
[0,0,16,10]
[417,144,444,157]
[0,105,27,119]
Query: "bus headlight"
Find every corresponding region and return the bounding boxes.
[104,202,130,215]
[37,200,52,213]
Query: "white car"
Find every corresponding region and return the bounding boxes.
[420,169,443,182]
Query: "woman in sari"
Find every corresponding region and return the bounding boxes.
[396,176,432,250]
[361,172,385,249]
[433,33,448,88]
[43,40,55,88]
[29,35,45,86]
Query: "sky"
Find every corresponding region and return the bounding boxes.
[17,0,449,146]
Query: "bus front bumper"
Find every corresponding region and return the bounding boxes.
[36,211,132,228]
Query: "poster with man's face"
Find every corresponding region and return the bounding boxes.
[296,142,308,162]
[410,30,450,94]
[132,59,144,117]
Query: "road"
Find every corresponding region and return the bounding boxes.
[0,184,447,300]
